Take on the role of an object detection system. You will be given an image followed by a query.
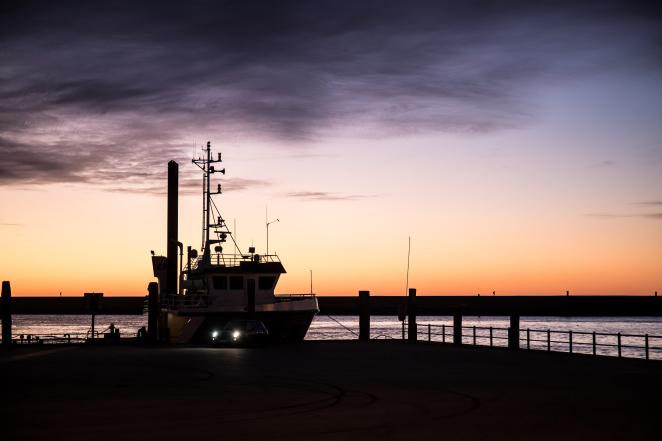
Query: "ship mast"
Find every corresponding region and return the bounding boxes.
[193,141,224,262]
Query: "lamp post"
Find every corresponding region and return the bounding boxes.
[266,218,279,255]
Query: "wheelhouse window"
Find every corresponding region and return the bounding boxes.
[212,276,227,290]
[258,276,276,290]
[229,276,244,290]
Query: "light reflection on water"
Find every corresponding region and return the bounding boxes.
[8,314,662,360]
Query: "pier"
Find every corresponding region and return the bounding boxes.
[2,341,660,440]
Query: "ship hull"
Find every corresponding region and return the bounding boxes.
[169,310,317,343]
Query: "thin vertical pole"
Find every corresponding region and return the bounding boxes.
[569,330,573,354]
[442,324,446,343]
[402,321,405,340]
[645,334,649,360]
[592,331,596,355]
[405,237,411,297]
[489,327,493,347]
[547,329,551,351]
[527,329,530,350]
[472,326,476,345]
[617,333,622,358]
[428,324,431,342]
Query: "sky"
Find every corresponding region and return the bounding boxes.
[1,0,661,296]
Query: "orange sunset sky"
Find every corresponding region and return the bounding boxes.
[1,2,661,296]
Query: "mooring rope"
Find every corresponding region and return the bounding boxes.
[326,315,359,337]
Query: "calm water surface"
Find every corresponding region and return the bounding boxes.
[9,315,662,360]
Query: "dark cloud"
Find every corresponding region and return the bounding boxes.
[1,0,660,190]
[285,191,369,201]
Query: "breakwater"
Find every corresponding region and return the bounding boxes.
[3,294,662,316]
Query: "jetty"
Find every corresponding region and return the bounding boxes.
[2,341,660,440]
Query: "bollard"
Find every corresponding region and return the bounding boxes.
[453,314,462,345]
[508,315,520,349]
[359,290,370,341]
[1,281,12,346]
[407,288,416,342]
[147,282,158,343]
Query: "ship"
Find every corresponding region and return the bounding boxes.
[151,141,319,343]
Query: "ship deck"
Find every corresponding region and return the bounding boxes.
[1,341,660,440]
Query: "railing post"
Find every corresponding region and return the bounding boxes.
[407,288,417,343]
[472,326,476,345]
[592,331,596,355]
[645,334,649,360]
[358,290,370,341]
[428,323,431,342]
[508,315,520,349]
[442,324,446,343]
[547,329,551,351]
[453,314,462,346]
[569,330,573,354]
[617,332,621,358]
[1,281,12,347]
[489,327,493,347]
[402,321,405,340]
[526,329,530,350]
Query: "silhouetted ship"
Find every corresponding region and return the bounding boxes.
[152,142,318,343]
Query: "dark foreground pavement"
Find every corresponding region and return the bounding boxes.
[1,341,660,441]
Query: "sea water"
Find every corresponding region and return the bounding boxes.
[8,315,662,360]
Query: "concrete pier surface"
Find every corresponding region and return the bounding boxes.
[2,342,660,441]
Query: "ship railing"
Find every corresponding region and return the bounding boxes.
[275,293,317,303]
[160,293,211,310]
[190,253,282,269]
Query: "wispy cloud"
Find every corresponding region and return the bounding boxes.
[588,212,662,220]
[0,222,22,227]
[284,191,370,201]
[589,160,615,168]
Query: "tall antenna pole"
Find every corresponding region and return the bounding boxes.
[405,236,411,296]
